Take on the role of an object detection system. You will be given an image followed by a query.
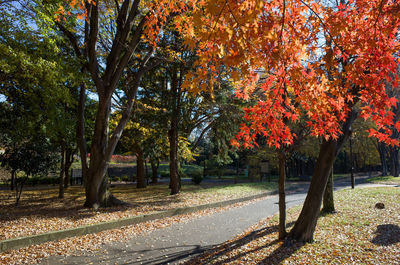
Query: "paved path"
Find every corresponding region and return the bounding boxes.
[41,177,394,265]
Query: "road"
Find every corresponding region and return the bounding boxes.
[41,176,389,265]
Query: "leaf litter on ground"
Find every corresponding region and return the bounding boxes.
[183,187,400,265]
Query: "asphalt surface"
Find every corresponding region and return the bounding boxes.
[40,176,392,265]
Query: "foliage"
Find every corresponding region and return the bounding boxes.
[191,169,203,184]
[0,136,58,178]
[110,155,136,164]
[181,0,400,148]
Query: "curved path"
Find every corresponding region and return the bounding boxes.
[41,177,392,265]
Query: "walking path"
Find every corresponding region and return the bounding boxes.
[40,177,395,265]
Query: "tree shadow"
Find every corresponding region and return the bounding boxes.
[0,185,187,223]
[256,240,304,265]
[97,244,219,265]
[183,222,300,265]
[371,224,400,246]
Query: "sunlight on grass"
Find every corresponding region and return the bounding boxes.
[186,187,400,264]
[366,175,400,185]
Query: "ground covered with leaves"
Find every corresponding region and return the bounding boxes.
[185,187,400,264]
[0,197,266,264]
[0,182,274,240]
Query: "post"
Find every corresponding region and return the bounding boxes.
[349,129,355,189]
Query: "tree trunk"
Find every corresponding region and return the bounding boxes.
[63,148,74,188]
[150,160,159,184]
[10,169,16,191]
[169,64,180,195]
[58,142,66,199]
[288,110,355,242]
[321,167,335,214]
[84,98,112,208]
[288,140,337,242]
[136,150,146,188]
[169,123,179,194]
[377,142,388,176]
[389,146,399,177]
[278,151,287,240]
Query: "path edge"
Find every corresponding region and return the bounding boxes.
[0,190,275,252]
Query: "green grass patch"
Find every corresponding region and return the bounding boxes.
[188,182,277,195]
[366,175,400,185]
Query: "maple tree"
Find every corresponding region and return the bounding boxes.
[181,0,400,241]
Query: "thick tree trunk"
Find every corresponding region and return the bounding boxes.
[389,146,399,177]
[322,167,335,214]
[278,151,287,240]
[84,159,109,208]
[288,140,337,242]
[136,150,146,188]
[150,160,159,184]
[84,97,112,208]
[58,142,65,199]
[288,110,355,242]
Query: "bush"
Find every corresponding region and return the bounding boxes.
[160,171,169,178]
[112,176,121,182]
[121,175,130,182]
[23,176,59,185]
[191,169,203,185]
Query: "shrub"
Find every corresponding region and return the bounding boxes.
[160,172,169,178]
[122,175,130,182]
[191,169,203,185]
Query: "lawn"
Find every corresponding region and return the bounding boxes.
[185,187,400,264]
[366,175,400,185]
[0,181,276,241]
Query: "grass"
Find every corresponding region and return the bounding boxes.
[0,181,276,240]
[366,175,400,185]
[186,186,400,264]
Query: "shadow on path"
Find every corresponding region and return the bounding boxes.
[182,222,301,265]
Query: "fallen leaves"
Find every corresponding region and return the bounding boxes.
[0,183,273,241]
[0,196,266,265]
[184,187,400,264]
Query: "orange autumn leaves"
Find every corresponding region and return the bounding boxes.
[57,0,400,148]
[181,0,400,148]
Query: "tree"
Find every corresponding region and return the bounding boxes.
[184,0,400,242]
[31,0,196,207]
[0,132,58,205]
[0,3,80,198]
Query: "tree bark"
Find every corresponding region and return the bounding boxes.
[63,148,74,188]
[288,111,355,242]
[278,151,287,240]
[136,149,146,188]
[57,1,153,208]
[169,122,179,194]
[169,65,180,195]
[322,167,335,214]
[389,146,399,177]
[58,142,65,199]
